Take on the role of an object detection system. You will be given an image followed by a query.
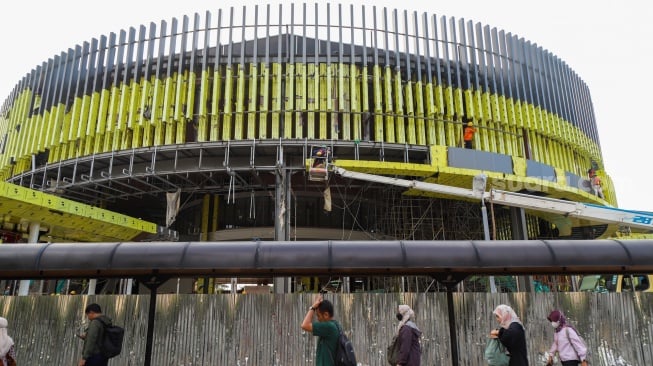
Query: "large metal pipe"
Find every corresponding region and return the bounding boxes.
[1,239,652,279]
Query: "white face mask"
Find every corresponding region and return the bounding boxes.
[550,321,560,328]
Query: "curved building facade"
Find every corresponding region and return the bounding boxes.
[0,4,614,246]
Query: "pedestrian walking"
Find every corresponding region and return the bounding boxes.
[545,310,588,366]
[0,317,16,366]
[489,304,529,366]
[301,294,339,366]
[78,303,112,366]
[393,304,421,366]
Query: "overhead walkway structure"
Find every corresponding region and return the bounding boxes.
[0,180,164,242]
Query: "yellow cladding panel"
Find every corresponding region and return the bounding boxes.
[96,89,111,134]
[66,97,82,143]
[41,194,69,213]
[372,65,383,141]
[555,168,567,186]
[443,86,454,118]
[393,70,405,144]
[66,201,88,217]
[87,91,101,136]
[295,63,306,138]
[248,63,259,139]
[0,182,158,239]
[197,69,211,141]
[271,63,282,138]
[173,72,187,122]
[185,71,196,121]
[334,160,435,177]
[211,68,223,141]
[23,188,43,205]
[429,145,447,170]
[259,64,270,139]
[318,64,328,139]
[77,95,91,139]
[357,65,366,114]
[284,64,295,139]
[463,89,475,119]
[117,83,131,131]
[383,67,395,143]
[106,86,120,132]
[3,183,27,201]
[162,74,176,124]
[222,67,234,140]
[138,79,152,127]
[512,156,526,176]
[235,65,246,140]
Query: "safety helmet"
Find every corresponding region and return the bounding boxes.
[467,122,473,127]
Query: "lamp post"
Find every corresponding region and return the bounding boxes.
[473,174,497,293]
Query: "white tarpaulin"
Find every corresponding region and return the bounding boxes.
[166,189,181,227]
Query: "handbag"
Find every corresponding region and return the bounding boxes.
[566,327,589,365]
[6,353,16,366]
[484,338,510,366]
[386,335,400,365]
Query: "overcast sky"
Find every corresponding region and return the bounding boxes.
[1,0,650,212]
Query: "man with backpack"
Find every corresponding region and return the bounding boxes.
[78,303,112,366]
[301,294,356,366]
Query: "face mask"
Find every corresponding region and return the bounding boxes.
[396,313,403,321]
[550,321,560,328]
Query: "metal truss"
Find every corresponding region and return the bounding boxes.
[8,140,429,205]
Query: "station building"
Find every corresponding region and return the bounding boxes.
[0,4,615,293]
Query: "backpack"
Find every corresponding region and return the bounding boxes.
[97,318,125,359]
[328,321,357,366]
[386,335,400,365]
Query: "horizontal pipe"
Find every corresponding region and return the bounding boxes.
[0,240,652,279]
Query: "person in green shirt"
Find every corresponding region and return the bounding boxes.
[301,294,340,366]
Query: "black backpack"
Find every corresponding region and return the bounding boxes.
[328,321,357,366]
[97,318,125,359]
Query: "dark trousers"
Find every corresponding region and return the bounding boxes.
[86,354,109,366]
[561,361,580,366]
[464,140,473,149]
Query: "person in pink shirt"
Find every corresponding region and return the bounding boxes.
[545,310,588,366]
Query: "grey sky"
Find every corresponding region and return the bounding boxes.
[1,0,650,211]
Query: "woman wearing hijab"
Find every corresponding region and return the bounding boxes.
[394,305,422,366]
[0,317,16,366]
[545,310,588,366]
[489,304,529,366]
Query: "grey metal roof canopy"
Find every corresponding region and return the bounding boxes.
[1,240,652,279]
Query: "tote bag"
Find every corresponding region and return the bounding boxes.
[484,338,510,366]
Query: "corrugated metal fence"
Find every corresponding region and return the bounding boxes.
[1,292,651,365]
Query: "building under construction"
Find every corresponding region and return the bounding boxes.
[0,4,631,294]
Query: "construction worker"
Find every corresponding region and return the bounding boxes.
[312,146,330,168]
[588,169,604,199]
[463,121,477,149]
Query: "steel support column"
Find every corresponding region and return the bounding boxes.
[274,167,291,293]
[511,206,533,292]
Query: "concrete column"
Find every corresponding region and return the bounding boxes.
[18,222,40,296]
